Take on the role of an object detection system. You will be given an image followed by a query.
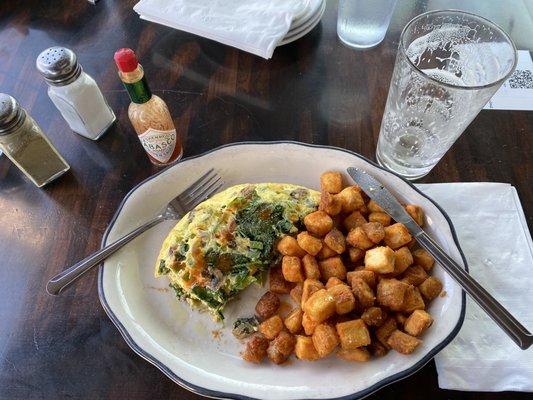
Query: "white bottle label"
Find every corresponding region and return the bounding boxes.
[138,128,177,163]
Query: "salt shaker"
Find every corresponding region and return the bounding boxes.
[36,47,116,140]
[0,93,70,187]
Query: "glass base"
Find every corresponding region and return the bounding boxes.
[375,150,431,181]
[337,34,384,50]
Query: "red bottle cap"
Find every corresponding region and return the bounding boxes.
[114,48,138,72]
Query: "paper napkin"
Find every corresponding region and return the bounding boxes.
[415,183,533,392]
[133,0,309,59]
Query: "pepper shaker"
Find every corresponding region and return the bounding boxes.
[0,93,70,187]
[36,47,116,140]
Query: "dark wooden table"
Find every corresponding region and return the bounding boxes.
[0,1,531,399]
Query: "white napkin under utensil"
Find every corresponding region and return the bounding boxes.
[416,183,533,392]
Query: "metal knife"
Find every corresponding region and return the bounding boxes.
[347,167,532,350]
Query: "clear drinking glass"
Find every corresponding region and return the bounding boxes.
[376,10,517,180]
[337,0,397,49]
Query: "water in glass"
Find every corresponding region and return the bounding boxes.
[337,0,397,49]
[376,11,516,179]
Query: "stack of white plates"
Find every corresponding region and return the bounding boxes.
[279,0,326,46]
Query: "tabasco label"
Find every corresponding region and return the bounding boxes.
[138,128,177,163]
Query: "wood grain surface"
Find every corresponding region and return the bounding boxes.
[0,1,531,399]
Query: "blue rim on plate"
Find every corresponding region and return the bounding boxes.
[98,141,467,400]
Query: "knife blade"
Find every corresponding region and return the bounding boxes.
[346,167,423,236]
[346,166,533,350]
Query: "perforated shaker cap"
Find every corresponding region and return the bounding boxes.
[36,46,82,86]
[0,93,25,135]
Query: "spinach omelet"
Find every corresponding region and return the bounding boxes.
[156,183,319,320]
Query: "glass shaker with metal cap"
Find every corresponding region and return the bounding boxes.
[0,93,70,187]
[36,46,116,140]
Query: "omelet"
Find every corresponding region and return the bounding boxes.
[156,183,319,320]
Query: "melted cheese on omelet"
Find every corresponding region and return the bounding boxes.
[156,183,319,319]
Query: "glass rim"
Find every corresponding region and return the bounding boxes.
[399,9,518,91]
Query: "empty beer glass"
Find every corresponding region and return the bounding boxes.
[376,10,517,179]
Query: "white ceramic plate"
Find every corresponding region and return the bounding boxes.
[289,0,323,31]
[99,142,466,400]
[280,0,325,46]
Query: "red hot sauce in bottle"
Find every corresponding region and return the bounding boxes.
[114,48,182,166]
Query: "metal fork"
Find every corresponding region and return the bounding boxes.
[46,169,223,295]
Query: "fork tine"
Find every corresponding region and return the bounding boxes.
[184,178,224,209]
[180,172,220,202]
[177,168,215,199]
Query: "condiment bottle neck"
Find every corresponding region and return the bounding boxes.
[119,65,152,104]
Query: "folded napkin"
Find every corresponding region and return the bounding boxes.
[415,183,533,392]
[133,0,309,59]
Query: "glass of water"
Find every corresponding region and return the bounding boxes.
[376,10,517,180]
[337,0,397,49]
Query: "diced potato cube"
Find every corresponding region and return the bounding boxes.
[351,278,375,308]
[277,235,306,257]
[401,286,425,313]
[320,171,343,194]
[303,289,336,323]
[301,279,324,308]
[338,186,365,213]
[297,231,323,256]
[295,335,320,361]
[362,222,385,244]
[269,267,293,294]
[347,270,376,289]
[336,319,371,350]
[302,254,321,279]
[259,315,283,340]
[368,200,385,213]
[317,242,337,260]
[405,204,424,226]
[255,291,280,321]
[361,306,387,327]
[418,277,443,302]
[384,223,412,249]
[337,347,370,362]
[290,282,303,304]
[369,340,389,357]
[364,246,395,274]
[346,227,374,250]
[312,323,339,357]
[319,191,342,216]
[327,283,356,315]
[304,210,334,237]
[387,330,421,354]
[368,212,391,227]
[282,256,304,282]
[325,277,344,289]
[412,248,435,271]
[318,256,347,281]
[401,265,428,286]
[404,310,433,337]
[392,246,413,276]
[302,312,320,335]
[377,278,409,311]
[242,333,269,363]
[267,331,296,364]
[343,211,367,231]
[284,308,304,334]
[375,317,397,348]
[324,228,346,254]
[348,247,365,263]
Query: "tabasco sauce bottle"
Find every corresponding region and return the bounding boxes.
[114,48,182,166]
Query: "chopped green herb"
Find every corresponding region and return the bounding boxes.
[158,259,170,275]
